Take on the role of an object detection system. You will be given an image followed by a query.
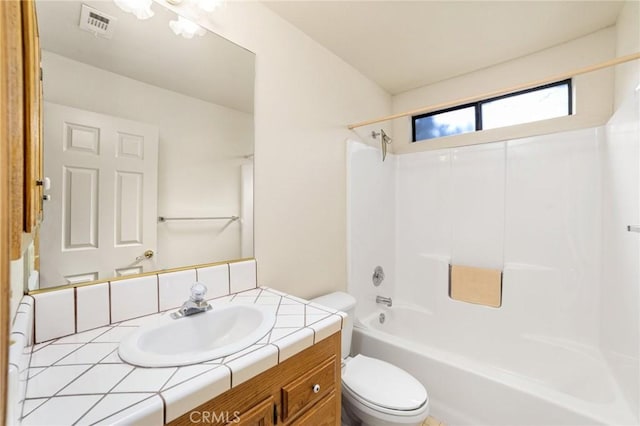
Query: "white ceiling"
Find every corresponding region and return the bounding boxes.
[264,1,625,95]
[36,0,255,113]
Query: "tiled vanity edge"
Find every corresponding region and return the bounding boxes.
[8,262,346,426]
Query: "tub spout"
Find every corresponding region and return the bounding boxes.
[376,295,392,307]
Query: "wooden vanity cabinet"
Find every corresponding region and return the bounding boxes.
[168,332,341,426]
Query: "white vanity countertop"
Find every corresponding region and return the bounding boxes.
[19,287,344,425]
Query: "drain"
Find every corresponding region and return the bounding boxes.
[379,313,386,324]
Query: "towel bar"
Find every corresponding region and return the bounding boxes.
[158,216,239,222]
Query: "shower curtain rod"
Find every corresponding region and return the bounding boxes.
[347,51,640,130]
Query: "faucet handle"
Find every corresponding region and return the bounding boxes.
[190,282,207,302]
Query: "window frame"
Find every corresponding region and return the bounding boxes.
[411,79,573,142]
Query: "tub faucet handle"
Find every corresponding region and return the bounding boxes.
[376,295,392,307]
[372,266,385,286]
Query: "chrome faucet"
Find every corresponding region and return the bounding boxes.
[376,295,392,307]
[171,283,212,319]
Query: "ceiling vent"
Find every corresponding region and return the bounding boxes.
[79,4,116,39]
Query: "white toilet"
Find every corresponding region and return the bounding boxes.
[311,292,429,426]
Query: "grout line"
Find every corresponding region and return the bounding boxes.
[221,364,233,390]
[254,259,257,289]
[227,263,231,295]
[269,343,280,363]
[108,281,112,325]
[87,394,158,426]
[158,393,167,425]
[73,287,78,334]
[20,398,49,419]
[96,347,121,364]
[158,367,180,392]
[71,365,141,426]
[160,364,223,392]
[72,394,109,425]
[25,367,48,380]
[33,296,38,344]
[51,363,101,397]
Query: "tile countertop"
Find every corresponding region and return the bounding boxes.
[19,287,345,426]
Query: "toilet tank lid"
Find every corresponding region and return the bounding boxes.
[310,291,356,312]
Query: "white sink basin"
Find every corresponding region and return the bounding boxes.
[118,304,276,367]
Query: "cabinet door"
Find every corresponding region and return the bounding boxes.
[228,396,274,426]
[289,392,337,426]
[281,357,335,421]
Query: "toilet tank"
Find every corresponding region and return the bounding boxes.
[310,292,356,360]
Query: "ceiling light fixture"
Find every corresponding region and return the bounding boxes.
[114,0,154,20]
[169,16,206,39]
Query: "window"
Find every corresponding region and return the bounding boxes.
[412,79,572,142]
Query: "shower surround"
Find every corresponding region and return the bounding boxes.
[347,93,639,425]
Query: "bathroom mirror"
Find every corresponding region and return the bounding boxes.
[32,0,255,290]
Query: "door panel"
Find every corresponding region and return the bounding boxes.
[40,102,158,287]
[63,166,98,249]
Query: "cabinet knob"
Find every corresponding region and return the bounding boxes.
[312,384,320,394]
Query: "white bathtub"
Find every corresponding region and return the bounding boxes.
[350,305,638,426]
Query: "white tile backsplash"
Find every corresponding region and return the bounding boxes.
[33,288,75,343]
[158,269,197,311]
[197,264,230,300]
[76,283,110,332]
[110,275,159,323]
[229,260,257,293]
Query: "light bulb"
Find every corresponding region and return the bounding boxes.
[114,0,154,20]
[197,0,224,13]
[169,16,205,39]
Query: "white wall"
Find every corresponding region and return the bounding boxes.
[169,2,392,297]
[391,27,616,153]
[614,0,640,109]
[41,50,253,272]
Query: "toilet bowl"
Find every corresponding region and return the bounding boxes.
[311,292,429,426]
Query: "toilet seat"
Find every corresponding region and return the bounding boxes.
[342,355,428,416]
